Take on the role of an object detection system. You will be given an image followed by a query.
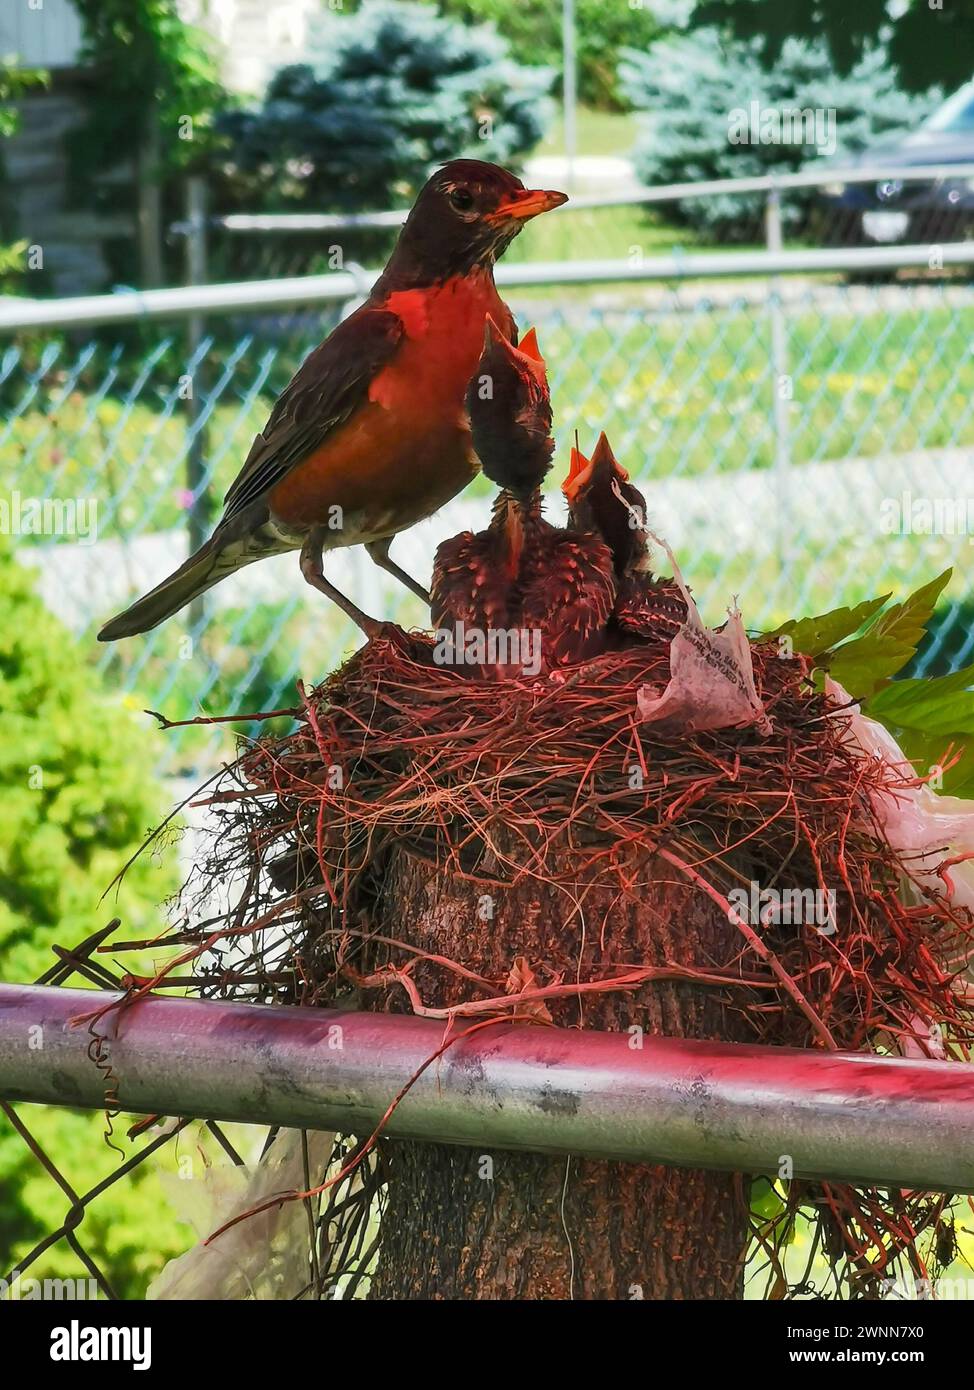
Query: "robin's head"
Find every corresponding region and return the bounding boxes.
[467,317,554,499]
[387,160,567,285]
[563,432,649,576]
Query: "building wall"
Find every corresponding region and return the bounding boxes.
[0,0,84,69]
[190,0,323,95]
[3,84,131,296]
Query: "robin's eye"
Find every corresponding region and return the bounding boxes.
[450,188,475,213]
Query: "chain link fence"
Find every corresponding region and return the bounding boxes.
[4,184,974,777]
[0,920,346,1301]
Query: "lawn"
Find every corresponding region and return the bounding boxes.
[535,106,638,159]
[6,295,973,536]
[504,203,691,266]
[6,278,974,776]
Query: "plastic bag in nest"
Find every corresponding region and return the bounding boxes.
[828,677,974,940]
[148,1128,333,1301]
[636,532,771,736]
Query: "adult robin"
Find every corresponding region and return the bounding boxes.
[431,319,615,674]
[563,432,687,640]
[98,161,567,643]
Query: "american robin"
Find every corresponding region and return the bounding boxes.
[563,432,687,639]
[98,160,567,643]
[431,319,615,673]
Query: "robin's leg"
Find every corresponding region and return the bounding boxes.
[365,537,431,606]
[299,530,385,639]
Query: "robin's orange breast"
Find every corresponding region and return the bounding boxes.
[267,271,513,538]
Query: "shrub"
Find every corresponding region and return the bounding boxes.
[0,541,182,1293]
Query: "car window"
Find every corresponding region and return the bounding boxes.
[925,83,974,133]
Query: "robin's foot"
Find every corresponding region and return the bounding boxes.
[365,537,431,606]
[367,620,412,652]
[299,532,384,639]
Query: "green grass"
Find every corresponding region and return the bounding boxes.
[7,298,974,544]
[505,204,694,266]
[535,105,637,159]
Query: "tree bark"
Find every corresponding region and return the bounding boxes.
[364,845,753,1300]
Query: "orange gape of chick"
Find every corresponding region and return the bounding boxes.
[98,162,566,643]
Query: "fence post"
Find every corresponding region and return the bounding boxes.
[764,186,791,557]
[184,176,210,629]
[136,113,164,288]
[562,0,577,191]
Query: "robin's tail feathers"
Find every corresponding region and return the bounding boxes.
[98,536,231,641]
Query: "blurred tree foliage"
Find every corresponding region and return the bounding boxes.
[0,61,48,141]
[620,30,940,237]
[0,542,183,1294]
[435,0,661,109]
[691,0,974,96]
[0,60,48,294]
[214,0,554,221]
[68,0,223,186]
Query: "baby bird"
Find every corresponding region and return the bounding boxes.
[563,432,687,641]
[431,321,615,675]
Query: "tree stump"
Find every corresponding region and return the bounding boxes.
[365,845,753,1300]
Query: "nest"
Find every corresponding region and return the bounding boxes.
[110,622,974,1300]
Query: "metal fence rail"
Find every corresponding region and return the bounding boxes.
[4,240,974,331]
[183,162,974,284]
[3,983,973,1193]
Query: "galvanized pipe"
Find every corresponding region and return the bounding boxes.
[4,242,974,333]
[0,984,971,1192]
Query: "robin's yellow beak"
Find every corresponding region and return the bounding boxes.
[486,187,568,223]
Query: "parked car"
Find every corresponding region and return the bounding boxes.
[818,80,974,247]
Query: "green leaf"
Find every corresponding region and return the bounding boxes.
[863,660,974,798]
[882,727,974,800]
[759,593,890,657]
[866,662,974,737]
[828,569,952,700]
[750,1176,788,1222]
[749,1177,796,1245]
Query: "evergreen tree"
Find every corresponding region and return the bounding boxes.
[436,0,661,109]
[216,0,554,216]
[619,29,940,236]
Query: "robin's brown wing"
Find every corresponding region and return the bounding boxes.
[218,305,404,530]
